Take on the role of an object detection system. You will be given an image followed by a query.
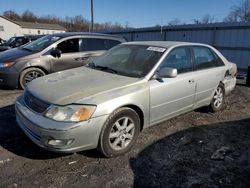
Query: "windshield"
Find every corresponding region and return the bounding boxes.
[88,45,165,78]
[5,37,16,46]
[21,35,62,52]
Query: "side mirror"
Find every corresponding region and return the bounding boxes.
[158,67,178,78]
[51,48,62,58]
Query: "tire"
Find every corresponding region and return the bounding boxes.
[209,83,225,112]
[19,68,45,89]
[98,107,141,158]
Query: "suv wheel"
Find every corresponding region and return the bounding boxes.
[209,83,225,112]
[19,68,45,89]
[98,107,140,158]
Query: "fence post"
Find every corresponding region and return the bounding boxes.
[247,66,250,87]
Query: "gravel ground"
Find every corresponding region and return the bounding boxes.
[0,83,249,188]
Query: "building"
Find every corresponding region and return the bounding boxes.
[0,16,66,40]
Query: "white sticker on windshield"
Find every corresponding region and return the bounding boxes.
[147,46,166,53]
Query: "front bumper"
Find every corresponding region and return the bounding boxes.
[0,67,19,88]
[15,96,108,153]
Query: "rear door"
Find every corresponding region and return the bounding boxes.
[79,38,107,63]
[149,46,196,124]
[79,38,122,63]
[191,46,225,108]
[50,38,83,72]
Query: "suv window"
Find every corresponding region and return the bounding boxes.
[80,38,121,52]
[159,47,193,74]
[108,39,121,48]
[57,38,79,54]
[193,46,217,70]
[15,38,25,47]
[81,38,107,51]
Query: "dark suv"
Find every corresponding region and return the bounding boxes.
[0,32,126,88]
[0,35,44,52]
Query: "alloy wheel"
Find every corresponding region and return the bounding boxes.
[213,87,223,108]
[24,71,43,84]
[108,117,135,151]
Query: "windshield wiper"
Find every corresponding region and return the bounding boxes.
[87,62,118,74]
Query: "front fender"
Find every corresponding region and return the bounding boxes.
[77,82,151,128]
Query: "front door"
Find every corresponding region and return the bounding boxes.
[149,46,196,125]
[50,38,85,72]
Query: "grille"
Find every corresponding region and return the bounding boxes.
[24,90,50,113]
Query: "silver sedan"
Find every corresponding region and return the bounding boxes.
[15,41,237,157]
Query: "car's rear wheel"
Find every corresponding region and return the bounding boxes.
[209,83,225,112]
[98,107,140,158]
[19,68,45,89]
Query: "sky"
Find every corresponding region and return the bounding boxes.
[0,0,240,28]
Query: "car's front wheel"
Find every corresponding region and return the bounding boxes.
[19,68,45,89]
[98,107,140,158]
[209,83,225,112]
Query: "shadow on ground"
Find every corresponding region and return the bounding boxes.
[130,118,250,187]
[0,86,18,90]
[0,105,66,159]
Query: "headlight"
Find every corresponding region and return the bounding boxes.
[0,61,15,68]
[45,105,96,122]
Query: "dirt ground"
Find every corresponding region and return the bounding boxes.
[0,83,249,188]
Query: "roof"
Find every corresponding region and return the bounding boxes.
[122,41,204,48]
[0,16,65,31]
[50,32,126,41]
[15,21,66,31]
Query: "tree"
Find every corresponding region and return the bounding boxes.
[224,0,250,22]
[3,10,21,21]
[168,18,182,26]
[1,9,126,32]
[193,14,215,24]
[22,10,37,22]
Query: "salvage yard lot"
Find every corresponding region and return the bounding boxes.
[0,84,250,187]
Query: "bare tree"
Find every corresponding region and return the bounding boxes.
[193,14,215,24]
[2,9,125,32]
[3,10,21,21]
[168,18,182,26]
[22,10,37,22]
[224,0,250,22]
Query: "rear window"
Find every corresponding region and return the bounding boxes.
[80,38,121,51]
[108,39,121,48]
[193,46,217,70]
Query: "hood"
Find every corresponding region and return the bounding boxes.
[27,67,140,105]
[0,46,11,52]
[0,48,33,62]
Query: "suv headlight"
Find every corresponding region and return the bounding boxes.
[45,105,96,122]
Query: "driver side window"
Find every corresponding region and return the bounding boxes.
[57,38,79,54]
[159,47,193,74]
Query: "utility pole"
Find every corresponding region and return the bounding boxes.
[91,0,94,32]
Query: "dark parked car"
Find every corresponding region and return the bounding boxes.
[0,35,44,52]
[0,32,126,89]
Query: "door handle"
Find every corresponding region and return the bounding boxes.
[74,56,90,61]
[188,79,195,83]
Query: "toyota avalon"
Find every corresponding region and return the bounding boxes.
[15,41,237,157]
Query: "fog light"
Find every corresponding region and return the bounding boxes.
[48,139,74,147]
